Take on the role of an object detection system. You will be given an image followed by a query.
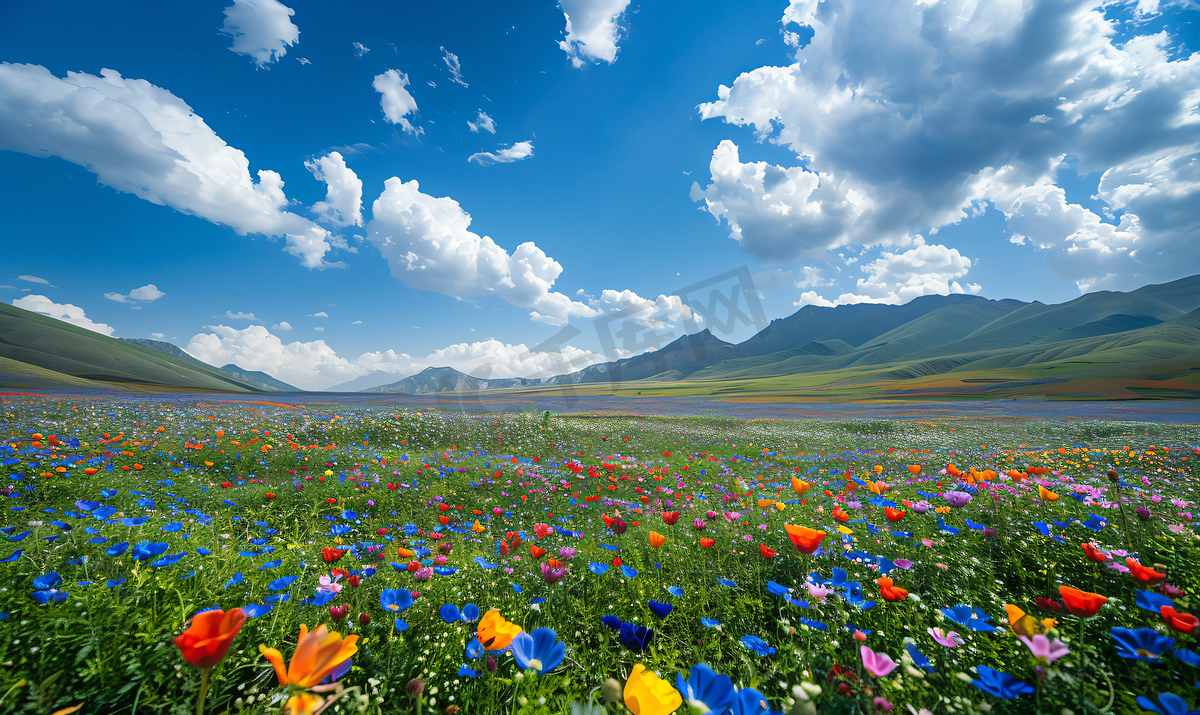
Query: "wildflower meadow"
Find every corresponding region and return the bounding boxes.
[1,396,1198,715]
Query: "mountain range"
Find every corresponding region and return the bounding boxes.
[3,274,1199,399]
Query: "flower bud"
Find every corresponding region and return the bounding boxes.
[406,678,425,697]
[486,656,498,672]
[1107,469,1119,483]
[359,613,371,625]
[600,678,622,703]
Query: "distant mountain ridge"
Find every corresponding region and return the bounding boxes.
[119,339,302,392]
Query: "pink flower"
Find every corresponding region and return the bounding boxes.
[541,561,567,585]
[873,696,893,711]
[853,630,868,642]
[413,567,433,582]
[693,518,707,530]
[860,646,898,677]
[1018,634,1069,664]
[804,581,831,601]
[317,574,343,595]
[928,627,964,647]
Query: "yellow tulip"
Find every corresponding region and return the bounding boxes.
[624,664,682,715]
[478,610,522,651]
[259,624,358,690]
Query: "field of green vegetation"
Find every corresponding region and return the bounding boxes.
[1,396,1198,715]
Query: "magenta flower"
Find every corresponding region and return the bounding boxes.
[928,627,964,647]
[693,518,707,530]
[558,547,577,560]
[860,646,898,677]
[1018,634,1070,664]
[804,581,831,601]
[412,567,434,582]
[541,561,567,585]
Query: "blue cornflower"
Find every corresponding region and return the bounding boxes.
[740,635,776,656]
[464,638,485,660]
[648,600,673,619]
[381,588,414,613]
[667,586,684,597]
[971,666,1034,699]
[461,603,481,622]
[676,664,735,715]
[440,604,462,623]
[602,614,623,630]
[130,541,169,562]
[511,628,566,674]
[618,623,654,652]
[1135,693,1200,715]
[940,604,998,632]
[1112,628,1174,663]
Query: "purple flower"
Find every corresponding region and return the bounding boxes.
[541,561,567,585]
[911,500,933,514]
[1018,634,1069,664]
[413,567,434,582]
[558,547,577,560]
[944,491,972,508]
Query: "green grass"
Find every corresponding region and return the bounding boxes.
[1,397,1198,715]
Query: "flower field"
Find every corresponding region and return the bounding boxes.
[1,396,1198,715]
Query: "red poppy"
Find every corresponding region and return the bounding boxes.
[1127,558,1167,586]
[439,515,450,525]
[883,507,906,523]
[377,528,389,536]
[832,507,850,523]
[1035,597,1062,613]
[220,481,232,489]
[534,523,553,539]
[406,561,421,572]
[877,576,908,602]
[1081,543,1108,563]
[760,544,776,558]
[347,574,360,588]
[265,492,275,499]
[612,556,623,567]
[438,503,451,512]
[322,548,347,563]
[662,511,680,526]
[1059,585,1108,618]
[1161,606,1199,635]
[530,545,547,558]
[700,538,716,549]
[326,497,337,505]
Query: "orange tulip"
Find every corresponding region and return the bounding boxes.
[1059,585,1107,619]
[883,507,906,522]
[1161,606,1199,635]
[259,624,358,690]
[784,524,826,555]
[477,610,521,651]
[760,543,777,558]
[648,531,667,549]
[877,577,908,602]
[699,538,716,548]
[174,608,247,668]
[1127,558,1167,586]
[791,476,813,496]
[1038,485,1059,502]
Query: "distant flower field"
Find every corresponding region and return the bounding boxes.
[0,396,1198,715]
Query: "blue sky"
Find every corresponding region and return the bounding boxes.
[2,0,1198,390]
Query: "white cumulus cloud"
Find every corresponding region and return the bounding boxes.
[0,63,339,269]
[373,70,422,136]
[558,0,631,68]
[220,0,300,69]
[468,141,534,166]
[104,283,165,304]
[13,295,115,336]
[305,151,363,227]
[366,176,598,326]
[696,0,1200,292]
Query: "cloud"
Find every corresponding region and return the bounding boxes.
[468,141,534,166]
[272,321,292,331]
[104,283,165,305]
[0,64,340,269]
[796,239,976,306]
[224,311,262,322]
[18,275,51,286]
[220,0,299,69]
[13,295,114,335]
[353,42,370,57]
[467,110,496,134]
[187,325,606,390]
[151,332,165,339]
[366,176,598,325]
[352,320,362,324]
[309,311,328,318]
[695,0,1200,292]
[793,266,832,289]
[372,70,422,136]
[589,289,696,330]
[440,47,468,87]
[558,0,632,68]
[305,151,363,227]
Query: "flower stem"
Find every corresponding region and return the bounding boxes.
[195,668,211,715]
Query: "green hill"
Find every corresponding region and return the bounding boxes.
[0,303,265,393]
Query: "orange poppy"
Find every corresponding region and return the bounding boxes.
[1059,585,1107,619]
[876,577,908,602]
[784,524,826,555]
[397,547,415,558]
[699,538,716,548]
[1004,604,1055,636]
[1038,485,1060,502]
[477,610,521,651]
[1161,606,1199,635]
[1126,558,1167,585]
[530,545,547,559]
[906,465,921,474]
[438,515,450,525]
[791,476,813,496]
[174,608,247,668]
[832,507,850,522]
[883,507,906,523]
[1080,543,1108,563]
[648,531,666,549]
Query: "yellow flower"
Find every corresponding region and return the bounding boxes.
[472,519,487,534]
[1038,485,1060,502]
[285,693,324,715]
[624,664,682,715]
[477,610,522,651]
[259,624,358,690]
